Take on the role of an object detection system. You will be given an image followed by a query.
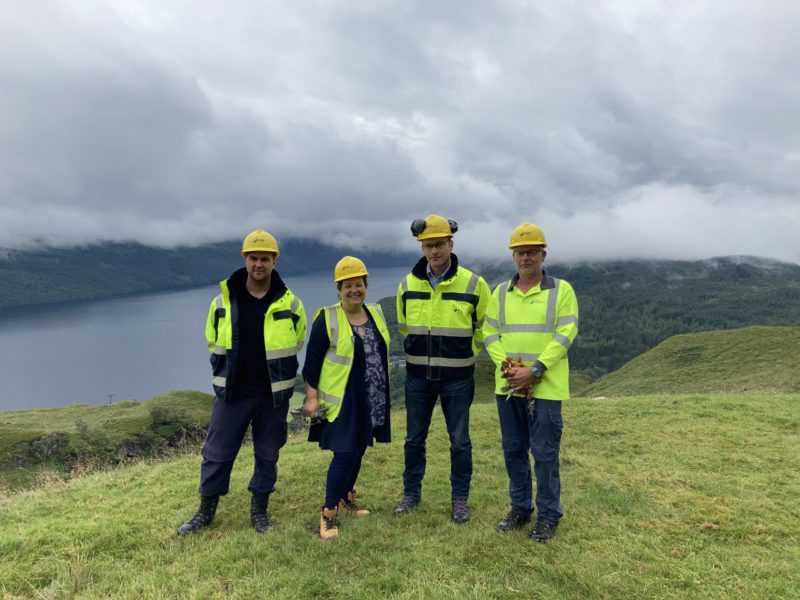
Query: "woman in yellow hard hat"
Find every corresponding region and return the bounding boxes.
[302,256,392,540]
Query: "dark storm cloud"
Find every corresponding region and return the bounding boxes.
[1,1,798,262]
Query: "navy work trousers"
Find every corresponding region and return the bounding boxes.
[403,375,474,500]
[324,446,367,509]
[199,395,289,497]
[495,395,564,525]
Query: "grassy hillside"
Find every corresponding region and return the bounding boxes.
[2,396,798,599]
[582,326,800,397]
[0,391,214,489]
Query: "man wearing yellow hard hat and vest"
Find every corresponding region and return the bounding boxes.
[482,223,579,542]
[302,256,391,540]
[178,229,306,535]
[395,215,490,523]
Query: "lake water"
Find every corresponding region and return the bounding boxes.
[0,266,410,412]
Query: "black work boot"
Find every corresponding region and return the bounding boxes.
[394,495,420,516]
[250,493,275,533]
[177,495,219,536]
[497,507,532,532]
[452,498,470,524]
[528,520,558,543]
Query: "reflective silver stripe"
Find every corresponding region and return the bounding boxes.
[499,324,551,334]
[475,318,484,328]
[405,325,472,337]
[400,277,409,293]
[498,281,510,326]
[318,390,342,406]
[327,307,339,348]
[465,273,479,295]
[510,353,541,363]
[271,378,296,393]
[546,278,560,332]
[324,350,352,366]
[370,303,385,321]
[406,325,429,335]
[214,294,224,309]
[212,376,226,388]
[484,315,499,328]
[266,347,298,360]
[290,296,300,313]
[554,333,572,350]
[557,315,578,326]
[484,333,500,346]
[404,354,476,367]
[212,345,226,355]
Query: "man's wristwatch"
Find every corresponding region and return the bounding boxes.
[530,367,544,383]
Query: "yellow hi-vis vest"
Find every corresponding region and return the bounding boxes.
[205,279,306,405]
[482,272,579,400]
[396,260,490,381]
[316,303,391,422]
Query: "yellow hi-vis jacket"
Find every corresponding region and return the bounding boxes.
[205,271,306,405]
[316,303,390,422]
[483,271,579,400]
[397,255,490,381]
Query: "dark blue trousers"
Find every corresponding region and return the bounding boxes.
[324,447,366,509]
[403,375,474,500]
[199,395,289,497]
[495,395,564,525]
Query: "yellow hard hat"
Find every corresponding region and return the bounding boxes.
[241,229,280,257]
[411,214,458,240]
[334,256,369,282]
[509,222,547,249]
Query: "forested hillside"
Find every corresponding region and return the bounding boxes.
[0,241,414,309]
[477,256,800,375]
[4,243,799,379]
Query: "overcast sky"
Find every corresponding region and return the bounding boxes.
[1,1,799,263]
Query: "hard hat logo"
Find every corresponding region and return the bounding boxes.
[509,222,547,249]
[411,214,458,240]
[334,256,369,282]
[241,229,280,257]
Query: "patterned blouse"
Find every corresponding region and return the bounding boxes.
[353,319,387,427]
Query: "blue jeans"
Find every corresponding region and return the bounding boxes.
[403,375,474,500]
[495,395,563,525]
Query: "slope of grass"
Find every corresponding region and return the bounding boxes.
[1,395,798,599]
[0,391,214,489]
[582,326,800,397]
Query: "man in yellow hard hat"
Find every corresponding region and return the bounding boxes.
[482,222,579,542]
[178,229,306,535]
[394,215,491,523]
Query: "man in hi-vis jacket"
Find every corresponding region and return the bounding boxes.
[394,214,490,524]
[483,222,578,543]
[177,229,306,535]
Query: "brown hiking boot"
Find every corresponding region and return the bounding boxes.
[338,489,370,517]
[320,506,339,541]
[452,498,470,524]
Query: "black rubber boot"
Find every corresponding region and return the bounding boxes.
[250,493,275,533]
[177,495,219,536]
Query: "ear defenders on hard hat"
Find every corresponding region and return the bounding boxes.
[410,216,458,239]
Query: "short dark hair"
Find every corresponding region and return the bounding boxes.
[336,276,368,291]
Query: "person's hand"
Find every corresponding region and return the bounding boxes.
[303,396,320,417]
[506,366,533,393]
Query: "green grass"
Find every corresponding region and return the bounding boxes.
[582,326,800,397]
[2,394,798,599]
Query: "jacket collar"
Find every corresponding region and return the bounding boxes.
[411,252,460,282]
[225,267,288,300]
[509,269,555,291]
